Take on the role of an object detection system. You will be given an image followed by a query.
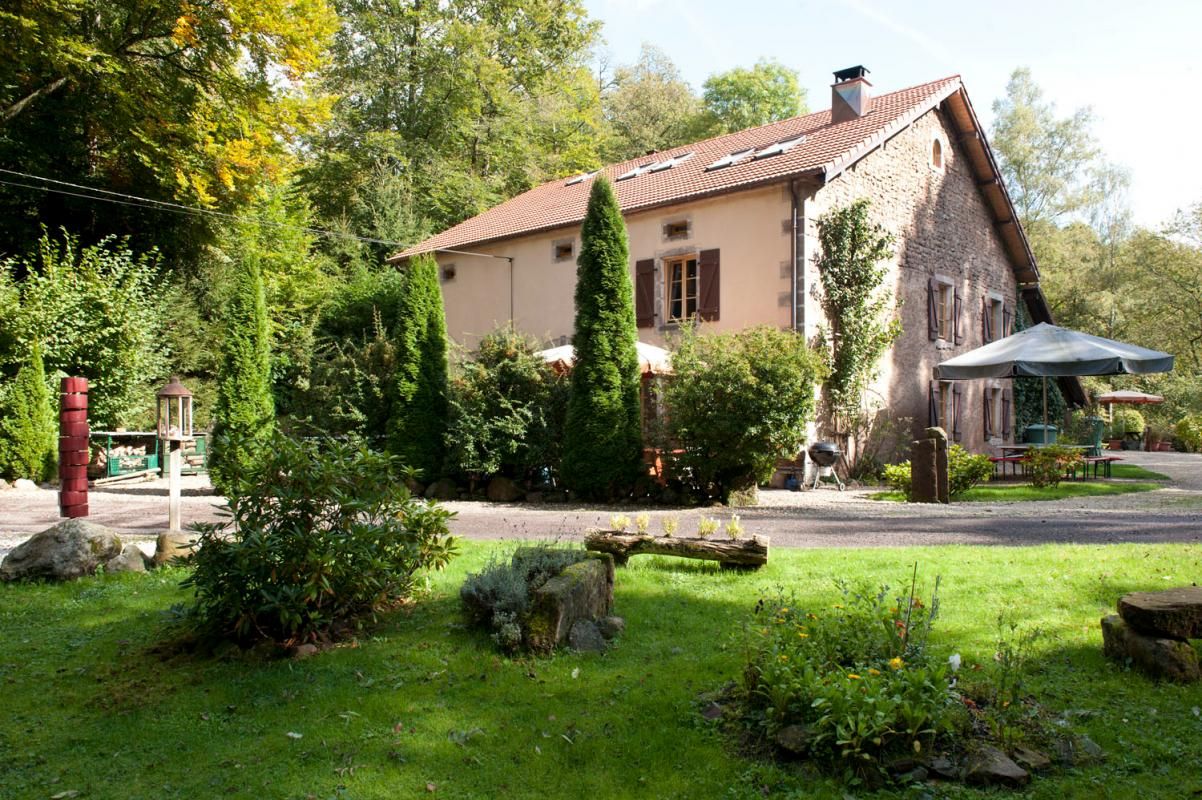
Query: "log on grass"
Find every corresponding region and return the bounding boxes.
[584,531,769,569]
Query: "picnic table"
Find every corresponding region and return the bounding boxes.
[989,444,1121,480]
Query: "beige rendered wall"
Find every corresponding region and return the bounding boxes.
[802,106,1020,453]
[432,184,793,350]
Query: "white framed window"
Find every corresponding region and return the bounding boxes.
[665,254,699,322]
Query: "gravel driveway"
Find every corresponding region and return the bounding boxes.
[3,451,1201,560]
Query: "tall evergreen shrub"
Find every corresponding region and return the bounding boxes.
[0,341,57,482]
[560,177,643,498]
[386,254,449,479]
[209,256,275,495]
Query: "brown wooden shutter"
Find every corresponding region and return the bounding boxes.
[1002,303,1013,337]
[953,288,963,344]
[1002,388,1013,438]
[983,388,994,438]
[927,278,938,340]
[698,249,720,321]
[952,384,963,441]
[982,296,994,343]
[635,259,655,328]
[929,380,940,427]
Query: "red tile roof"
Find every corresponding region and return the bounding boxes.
[394,76,963,259]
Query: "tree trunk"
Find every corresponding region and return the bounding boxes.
[584,530,768,569]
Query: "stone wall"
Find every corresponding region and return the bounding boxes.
[803,106,1020,453]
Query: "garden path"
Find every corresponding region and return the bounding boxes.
[2,452,1201,560]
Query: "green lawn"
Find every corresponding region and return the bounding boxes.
[871,481,1163,503]
[3,542,1202,799]
[1109,463,1172,481]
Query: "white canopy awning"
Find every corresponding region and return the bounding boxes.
[537,341,672,375]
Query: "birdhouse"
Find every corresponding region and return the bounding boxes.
[156,376,193,442]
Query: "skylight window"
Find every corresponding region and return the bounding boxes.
[616,163,653,181]
[564,170,598,186]
[648,152,694,172]
[753,135,806,160]
[706,149,756,171]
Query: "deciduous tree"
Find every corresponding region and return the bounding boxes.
[699,59,807,135]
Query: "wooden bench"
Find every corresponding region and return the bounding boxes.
[989,456,1025,478]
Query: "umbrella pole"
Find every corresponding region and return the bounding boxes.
[1042,376,1049,445]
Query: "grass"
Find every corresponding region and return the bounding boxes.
[2,541,1202,799]
[1109,463,1172,481]
[871,481,1162,502]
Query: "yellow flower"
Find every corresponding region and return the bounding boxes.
[798,632,809,639]
[847,673,861,680]
[868,668,881,676]
[889,657,904,670]
[778,655,789,663]
[779,608,789,613]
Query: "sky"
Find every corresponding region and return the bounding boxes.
[582,0,1200,228]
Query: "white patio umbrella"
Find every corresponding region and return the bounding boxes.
[933,323,1174,444]
[536,341,672,375]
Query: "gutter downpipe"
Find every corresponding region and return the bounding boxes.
[789,179,803,333]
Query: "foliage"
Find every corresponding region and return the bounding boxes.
[1108,408,1145,438]
[560,177,643,499]
[0,341,57,482]
[873,480,1159,503]
[883,445,992,501]
[0,232,170,427]
[1012,306,1067,431]
[977,615,1046,748]
[208,242,275,496]
[696,517,718,539]
[305,0,600,247]
[444,328,568,484]
[1176,414,1202,453]
[386,254,449,480]
[600,44,701,163]
[1025,444,1083,489]
[699,59,807,135]
[742,578,960,781]
[460,544,590,652]
[661,516,678,537]
[813,200,901,431]
[990,67,1105,226]
[664,325,822,502]
[0,0,337,267]
[948,446,995,497]
[634,514,650,534]
[300,316,398,442]
[609,514,631,533]
[725,515,743,539]
[181,435,457,644]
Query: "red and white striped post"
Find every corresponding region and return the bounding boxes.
[58,377,90,518]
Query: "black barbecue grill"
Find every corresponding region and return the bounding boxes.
[806,442,845,490]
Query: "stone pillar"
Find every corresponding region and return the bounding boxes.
[910,427,949,504]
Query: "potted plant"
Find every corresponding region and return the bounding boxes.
[1111,408,1146,451]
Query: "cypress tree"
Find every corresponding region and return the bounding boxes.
[560,177,643,498]
[0,341,57,482]
[210,256,275,494]
[387,253,449,479]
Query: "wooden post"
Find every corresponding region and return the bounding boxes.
[58,377,90,518]
[168,443,182,532]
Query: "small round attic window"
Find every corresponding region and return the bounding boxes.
[931,138,944,171]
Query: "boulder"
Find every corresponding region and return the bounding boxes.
[1118,587,1202,640]
[1101,614,1200,682]
[0,479,11,491]
[0,519,123,581]
[597,615,626,640]
[1011,745,1052,772]
[568,620,606,653]
[1053,735,1105,766]
[425,478,460,501]
[12,478,38,491]
[154,532,199,566]
[773,724,810,755]
[926,755,959,780]
[105,543,148,573]
[487,476,525,503]
[524,554,614,655]
[964,745,1029,788]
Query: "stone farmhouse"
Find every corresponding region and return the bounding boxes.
[395,66,1083,455]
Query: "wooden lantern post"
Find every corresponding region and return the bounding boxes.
[156,377,193,532]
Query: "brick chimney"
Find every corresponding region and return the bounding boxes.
[831,65,872,124]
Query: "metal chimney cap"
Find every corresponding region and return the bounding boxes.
[833,65,870,82]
